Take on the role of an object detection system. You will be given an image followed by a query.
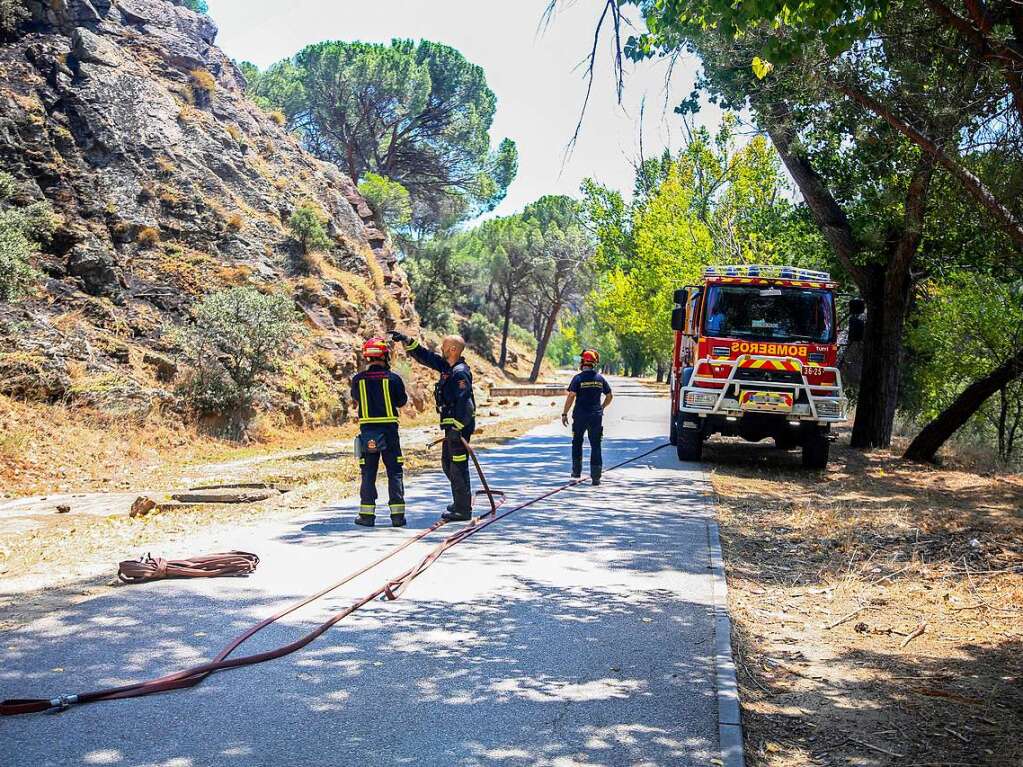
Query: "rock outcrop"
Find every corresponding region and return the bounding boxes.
[0,0,422,426]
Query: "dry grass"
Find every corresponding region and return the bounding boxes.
[155,155,176,176]
[708,437,1023,766]
[268,109,286,126]
[136,226,160,247]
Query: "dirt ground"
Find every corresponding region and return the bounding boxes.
[705,436,1023,766]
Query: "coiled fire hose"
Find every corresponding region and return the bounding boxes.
[117,552,260,583]
[0,440,666,716]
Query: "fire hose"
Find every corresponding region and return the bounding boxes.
[117,551,260,583]
[0,439,666,717]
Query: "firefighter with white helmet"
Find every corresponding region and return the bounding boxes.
[562,349,613,484]
[351,337,409,527]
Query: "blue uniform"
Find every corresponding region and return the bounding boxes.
[351,365,408,519]
[406,338,476,514]
[567,369,611,480]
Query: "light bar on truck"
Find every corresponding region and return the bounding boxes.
[704,265,833,282]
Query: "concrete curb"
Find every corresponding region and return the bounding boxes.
[703,486,746,767]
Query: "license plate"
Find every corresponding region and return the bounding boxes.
[739,390,793,412]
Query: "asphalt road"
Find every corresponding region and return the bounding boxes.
[0,378,721,766]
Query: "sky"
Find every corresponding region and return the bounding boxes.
[206,0,725,218]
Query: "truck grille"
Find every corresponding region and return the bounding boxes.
[734,368,803,385]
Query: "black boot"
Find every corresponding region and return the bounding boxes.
[441,509,472,522]
[390,514,407,528]
[354,515,375,527]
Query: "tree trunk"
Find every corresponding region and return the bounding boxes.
[529,300,562,383]
[655,360,665,383]
[904,347,1023,462]
[498,292,513,369]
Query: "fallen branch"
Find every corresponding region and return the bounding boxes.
[848,737,905,758]
[826,606,866,630]
[901,622,927,648]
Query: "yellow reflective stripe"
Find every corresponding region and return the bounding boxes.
[382,377,395,418]
[396,456,405,463]
[440,418,464,428]
[358,379,369,421]
[359,459,366,465]
[451,453,468,462]
[359,416,399,424]
[407,339,420,350]
[389,504,405,511]
[358,506,374,516]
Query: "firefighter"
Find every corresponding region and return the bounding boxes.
[351,337,409,528]
[562,349,613,485]
[389,331,475,521]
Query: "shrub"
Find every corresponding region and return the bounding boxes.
[357,173,411,230]
[175,287,300,416]
[158,189,181,207]
[155,156,176,176]
[287,204,331,253]
[268,110,286,126]
[0,0,29,42]
[509,322,538,351]
[226,213,244,231]
[189,69,217,96]
[460,312,499,360]
[0,172,54,300]
[137,226,160,247]
[225,124,242,143]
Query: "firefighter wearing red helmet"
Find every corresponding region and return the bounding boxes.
[350,337,409,527]
[389,330,475,521]
[562,348,613,485]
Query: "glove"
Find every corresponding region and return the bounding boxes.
[561,413,569,427]
[388,331,410,344]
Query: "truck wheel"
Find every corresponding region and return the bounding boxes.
[801,430,830,469]
[775,432,799,450]
[669,416,679,445]
[677,426,703,462]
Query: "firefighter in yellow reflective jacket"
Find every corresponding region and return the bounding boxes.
[389,331,475,521]
[351,337,408,528]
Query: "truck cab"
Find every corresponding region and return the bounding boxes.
[670,265,861,468]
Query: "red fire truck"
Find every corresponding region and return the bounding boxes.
[669,265,864,468]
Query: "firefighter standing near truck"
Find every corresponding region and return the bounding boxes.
[389,331,476,521]
[351,337,409,528]
[562,349,614,485]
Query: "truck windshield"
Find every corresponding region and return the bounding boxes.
[702,285,835,343]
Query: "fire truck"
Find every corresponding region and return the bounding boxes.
[669,265,864,468]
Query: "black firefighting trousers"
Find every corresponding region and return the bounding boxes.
[441,419,474,513]
[358,424,405,518]
[572,413,603,480]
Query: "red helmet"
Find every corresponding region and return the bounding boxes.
[580,349,600,367]
[361,337,389,360]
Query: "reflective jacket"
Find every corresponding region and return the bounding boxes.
[406,339,475,429]
[350,365,408,426]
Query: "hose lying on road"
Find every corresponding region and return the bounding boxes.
[117,552,260,583]
[0,440,665,716]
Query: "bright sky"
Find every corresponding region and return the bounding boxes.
[207,0,724,218]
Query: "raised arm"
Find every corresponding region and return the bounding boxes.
[390,331,446,372]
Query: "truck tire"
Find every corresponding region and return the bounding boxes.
[801,429,830,469]
[775,431,799,450]
[669,415,679,445]
[677,426,703,462]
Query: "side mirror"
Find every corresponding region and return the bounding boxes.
[671,306,685,331]
[848,316,865,343]
[673,288,688,306]
[849,298,865,316]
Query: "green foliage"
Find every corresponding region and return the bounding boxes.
[357,173,412,230]
[176,287,300,415]
[181,0,208,15]
[584,123,826,372]
[459,312,499,360]
[246,39,517,232]
[907,274,1023,460]
[0,0,29,41]
[0,172,54,301]
[508,322,537,351]
[287,204,331,253]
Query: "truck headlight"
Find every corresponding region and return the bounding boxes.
[684,391,719,409]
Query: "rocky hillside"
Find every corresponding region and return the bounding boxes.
[0,0,425,427]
